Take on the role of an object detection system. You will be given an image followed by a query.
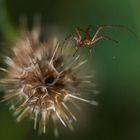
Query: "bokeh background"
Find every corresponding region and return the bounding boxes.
[0,0,140,140]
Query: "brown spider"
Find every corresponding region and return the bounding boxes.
[63,25,137,56]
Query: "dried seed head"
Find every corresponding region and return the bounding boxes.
[0,27,98,135]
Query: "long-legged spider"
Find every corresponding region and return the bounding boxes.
[63,24,137,56]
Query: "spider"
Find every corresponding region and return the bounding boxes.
[63,24,137,56]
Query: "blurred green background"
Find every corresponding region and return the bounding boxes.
[0,0,140,140]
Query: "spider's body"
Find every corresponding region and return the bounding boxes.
[73,37,91,52]
[83,37,93,46]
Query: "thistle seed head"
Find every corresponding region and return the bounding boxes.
[0,27,98,135]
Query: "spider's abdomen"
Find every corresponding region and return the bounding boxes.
[76,40,83,48]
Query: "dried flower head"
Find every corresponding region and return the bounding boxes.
[0,25,98,135]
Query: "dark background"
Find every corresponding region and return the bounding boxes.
[0,0,140,140]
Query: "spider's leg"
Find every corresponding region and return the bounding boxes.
[73,48,79,57]
[92,26,104,42]
[86,25,92,32]
[91,36,104,44]
[90,35,119,45]
[103,35,119,44]
[91,25,115,42]
[85,25,93,38]
[99,24,138,38]
[75,28,82,39]
[76,27,86,34]
[89,47,92,56]
[61,32,75,53]
[78,25,92,33]
[92,24,138,43]
[63,32,75,44]
[80,25,92,36]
